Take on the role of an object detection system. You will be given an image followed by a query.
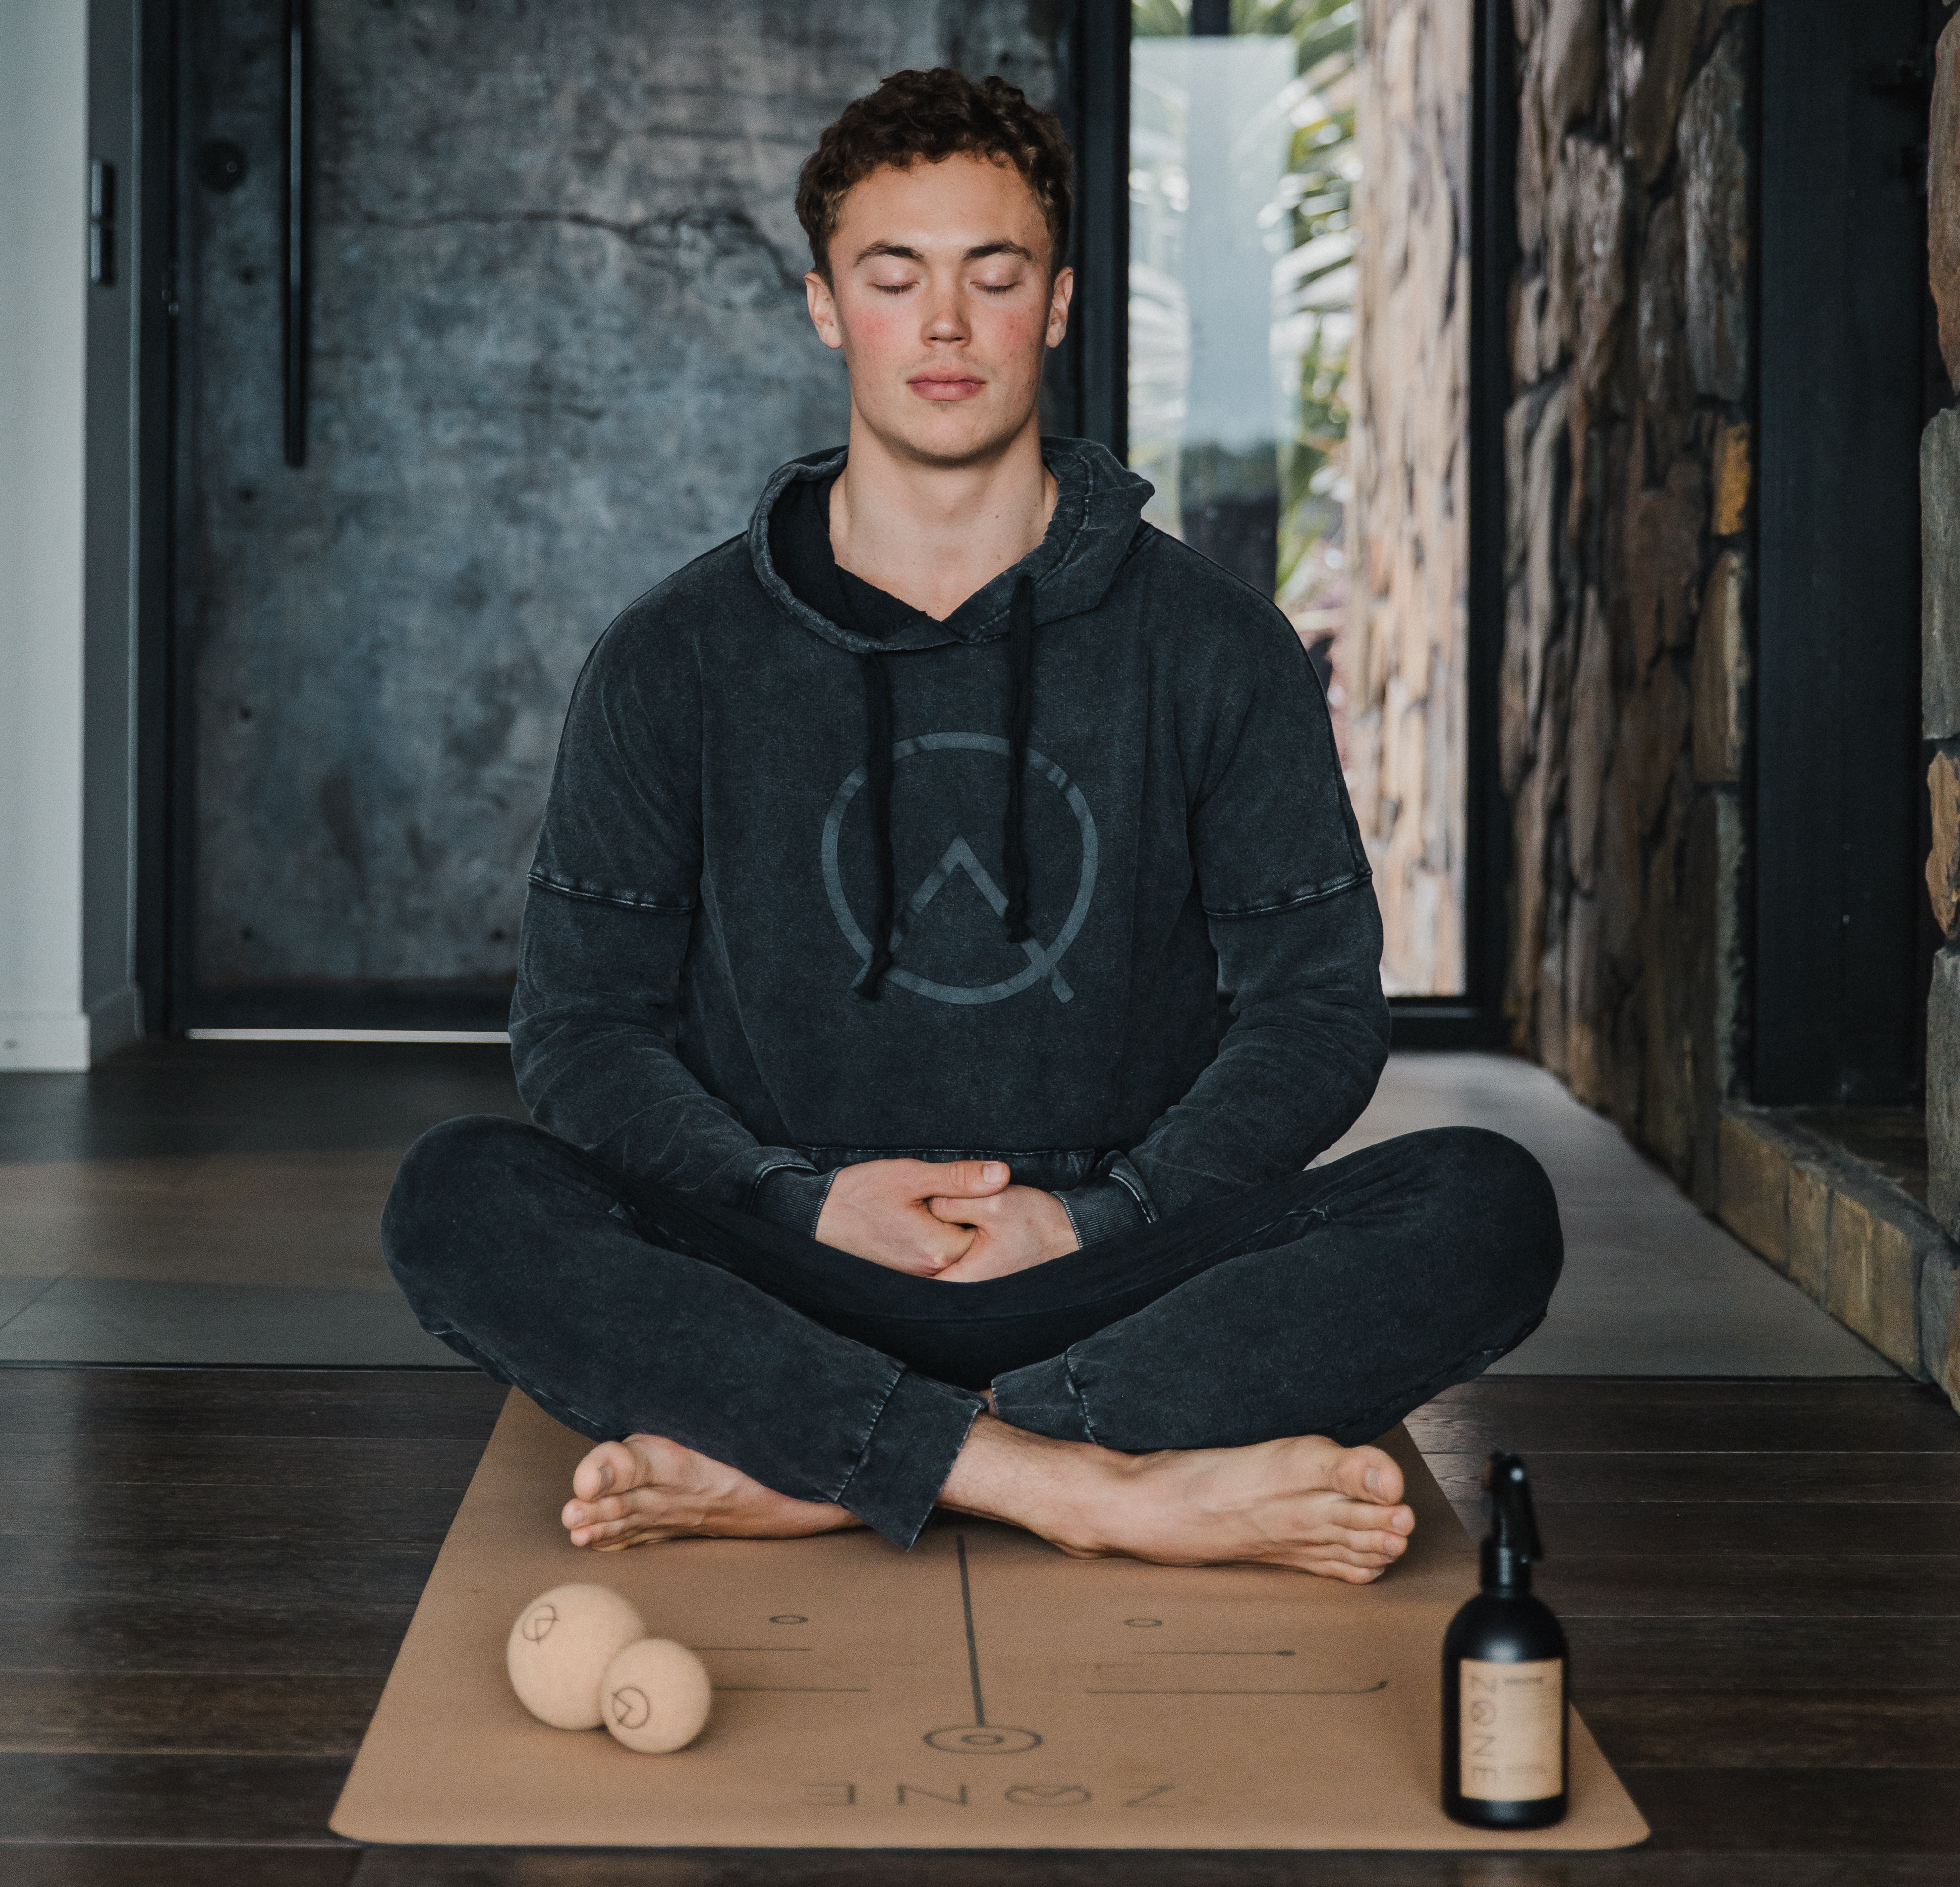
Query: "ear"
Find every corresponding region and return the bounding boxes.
[805,270,844,353]
[1044,265,1075,350]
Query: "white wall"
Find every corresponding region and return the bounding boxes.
[0,0,137,1070]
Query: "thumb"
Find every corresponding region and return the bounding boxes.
[930,1159,1011,1197]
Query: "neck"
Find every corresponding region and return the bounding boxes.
[828,404,1056,622]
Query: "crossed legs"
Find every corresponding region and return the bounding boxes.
[385,1121,1560,1584]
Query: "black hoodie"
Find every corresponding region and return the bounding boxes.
[510,437,1389,1248]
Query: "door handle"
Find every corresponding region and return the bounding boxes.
[283,0,309,467]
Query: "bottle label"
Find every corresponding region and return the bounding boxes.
[1459,1658,1564,1802]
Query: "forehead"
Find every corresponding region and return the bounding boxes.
[833,152,1047,258]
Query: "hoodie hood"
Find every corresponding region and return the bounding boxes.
[746,436,1154,1000]
[744,436,1155,654]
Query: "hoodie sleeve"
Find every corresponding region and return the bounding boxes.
[1090,601,1391,1223]
[509,606,827,1221]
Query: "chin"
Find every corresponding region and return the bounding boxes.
[878,401,1032,469]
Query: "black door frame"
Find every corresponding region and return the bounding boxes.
[133,0,178,1038]
[1059,0,1513,1048]
[1753,0,1946,1106]
[138,0,1516,1044]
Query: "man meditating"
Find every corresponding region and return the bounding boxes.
[384,69,1561,1586]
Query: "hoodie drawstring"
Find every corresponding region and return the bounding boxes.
[855,569,1036,1002]
[857,648,897,1001]
[1001,572,1036,944]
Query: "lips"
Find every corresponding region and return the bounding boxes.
[908,372,986,402]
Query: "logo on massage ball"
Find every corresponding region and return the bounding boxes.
[610,1685,652,1732]
[520,1604,560,1643]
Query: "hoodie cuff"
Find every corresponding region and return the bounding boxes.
[749,1164,838,1240]
[1051,1175,1149,1250]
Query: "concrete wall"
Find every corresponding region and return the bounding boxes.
[1346,0,1472,999]
[1500,0,1753,1200]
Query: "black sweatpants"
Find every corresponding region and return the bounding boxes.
[382,1119,1562,1546]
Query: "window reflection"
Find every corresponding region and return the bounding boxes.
[1129,0,1358,686]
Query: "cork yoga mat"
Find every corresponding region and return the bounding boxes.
[331,1391,1649,1850]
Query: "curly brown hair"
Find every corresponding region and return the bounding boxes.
[796,69,1073,281]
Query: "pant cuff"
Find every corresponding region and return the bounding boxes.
[990,1351,1098,1444]
[835,1367,984,1549]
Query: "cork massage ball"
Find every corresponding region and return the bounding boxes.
[506,1583,647,1730]
[600,1637,713,1753]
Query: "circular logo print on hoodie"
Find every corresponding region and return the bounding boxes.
[819,732,1097,1005]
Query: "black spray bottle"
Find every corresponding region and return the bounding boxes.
[1441,1451,1568,1829]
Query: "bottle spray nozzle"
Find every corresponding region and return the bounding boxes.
[1479,1451,1545,1591]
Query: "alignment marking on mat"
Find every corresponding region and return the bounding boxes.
[920,1535,1043,1754]
[958,1535,986,1726]
[1087,1681,1389,1696]
[715,1686,872,1694]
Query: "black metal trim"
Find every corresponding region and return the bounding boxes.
[1054,0,1127,454]
[1405,0,1515,1041]
[282,0,308,468]
[1389,1003,1508,1051]
[133,0,180,1036]
[181,984,514,1034]
[1753,0,1935,1105]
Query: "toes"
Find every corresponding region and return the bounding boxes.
[1338,1444,1404,1507]
[567,1510,662,1551]
[571,1440,636,1503]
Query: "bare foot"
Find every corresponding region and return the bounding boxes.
[562,1434,866,1552]
[939,1418,1415,1584]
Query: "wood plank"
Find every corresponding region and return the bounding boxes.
[1565,1616,1960,1690]
[5,1849,360,1887]
[0,1672,384,1756]
[0,1478,500,1546]
[0,1435,492,1489]
[0,1752,353,1844]
[1629,1766,1960,1854]
[1581,1691,1960,1768]
[0,1600,417,1677]
[1536,1555,1960,1617]
[1407,1379,1960,1454]
[1513,1501,1960,1557]
[1423,1450,1960,1505]
[342,1849,1960,1886]
[0,1367,505,1441]
[0,1537,469,1610]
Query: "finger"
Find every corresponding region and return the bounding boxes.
[877,1226,979,1276]
[922,1159,1011,1198]
[926,1192,1002,1224]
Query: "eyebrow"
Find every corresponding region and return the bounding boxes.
[851,239,1035,268]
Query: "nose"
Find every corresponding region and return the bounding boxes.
[922,285,969,346]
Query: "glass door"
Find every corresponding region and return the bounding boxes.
[1127,0,1470,999]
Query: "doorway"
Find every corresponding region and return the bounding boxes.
[158,3,1065,1032]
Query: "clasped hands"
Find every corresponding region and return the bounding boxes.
[812,1158,1079,1282]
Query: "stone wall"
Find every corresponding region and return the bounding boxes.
[1501,0,1753,1200]
[1921,6,1960,1407]
[1347,0,1472,997]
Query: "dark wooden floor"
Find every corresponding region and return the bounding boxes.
[2,1368,1955,1885]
